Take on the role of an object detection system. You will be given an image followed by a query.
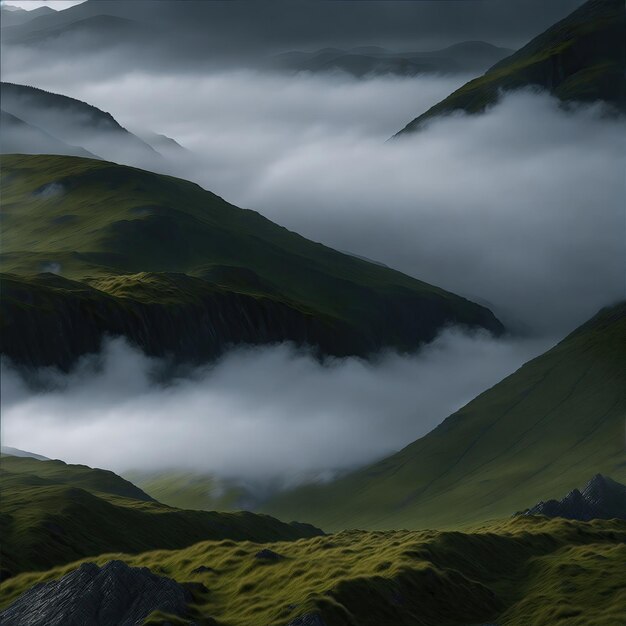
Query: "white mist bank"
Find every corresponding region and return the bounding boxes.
[1,330,551,485]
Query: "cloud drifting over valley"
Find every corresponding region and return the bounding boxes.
[1,332,550,484]
[1,22,623,485]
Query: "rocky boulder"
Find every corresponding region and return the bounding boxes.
[519,474,626,521]
[0,560,191,626]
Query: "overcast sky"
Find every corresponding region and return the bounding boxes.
[1,0,586,63]
[2,1,85,10]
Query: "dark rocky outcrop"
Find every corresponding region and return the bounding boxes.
[191,565,216,574]
[286,614,328,626]
[519,474,626,521]
[255,548,284,561]
[0,560,191,626]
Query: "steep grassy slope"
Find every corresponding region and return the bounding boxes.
[395,0,625,135]
[1,517,624,626]
[0,154,501,367]
[0,456,322,578]
[264,302,626,530]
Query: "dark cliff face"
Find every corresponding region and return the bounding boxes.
[0,273,354,370]
[0,272,502,370]
[1,153,504,368]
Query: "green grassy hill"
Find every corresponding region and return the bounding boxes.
[0,455,155,502]
[123,470,253,512]
[395,0,625,135]
[0,153,501,368]
[263,302,626,530]
[0,455,322,578]
[2,516,624,626]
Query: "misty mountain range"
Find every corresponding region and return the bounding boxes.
[0,82,161,163]
[0,0,625,624]
[0,0,585,71]
[268,41,513,77]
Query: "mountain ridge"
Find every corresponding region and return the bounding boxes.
[0,82,158,163]
[0,153,503,368]
[395,0,626,135]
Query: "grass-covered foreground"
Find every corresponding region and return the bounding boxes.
[1,516,624,626]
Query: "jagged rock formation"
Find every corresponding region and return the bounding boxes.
[519,474,626,521]
[286,615,328,626]
[255,548,284,561]
[0,561,191,626]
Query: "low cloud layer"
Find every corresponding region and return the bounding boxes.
[1,332,550,484]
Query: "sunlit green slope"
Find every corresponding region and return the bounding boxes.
[264,302,626,530]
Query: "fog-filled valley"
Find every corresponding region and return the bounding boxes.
[1,1,625,624]
[2,60,624,486]
[2,332,551,485]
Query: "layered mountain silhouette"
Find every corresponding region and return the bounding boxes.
[0,5,55,29]
[0,153,502,368]
[0,0,580,72]
[395,0,626,135]
[0,109,96,158]
[0,83,159,165]
[269,41,513,78]
[264,302,626,529]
